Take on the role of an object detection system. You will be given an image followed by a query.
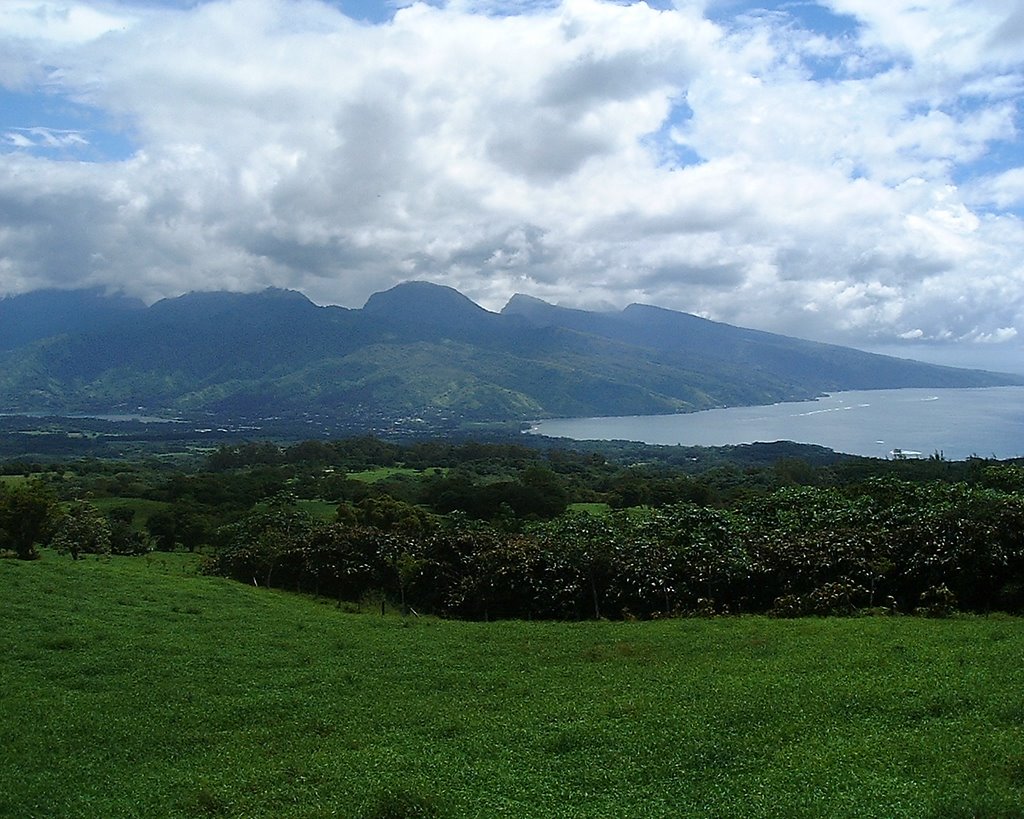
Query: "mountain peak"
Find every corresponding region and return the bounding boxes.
[501,293,596,324]
[363,281,493,324]
[502,293,549,311]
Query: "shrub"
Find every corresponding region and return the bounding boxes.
[769,581,867,617]
[915,583,958,617]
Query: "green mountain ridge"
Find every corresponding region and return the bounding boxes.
[0,281,1018,423]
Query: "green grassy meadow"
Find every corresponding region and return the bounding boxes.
[2,553,1023,819]
[0,474,27,485]
[295,498,341,522]
[345,466,445,483]
[89,496,173,528]
[565,502,612,515]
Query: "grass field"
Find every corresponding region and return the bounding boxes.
[0,473,36,486]
[345,466,445,483]
[2,553,1023,818]
[296,498,340,521]
[566,502,612,515]
[89,496,173,529]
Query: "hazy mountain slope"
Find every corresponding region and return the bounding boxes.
[0,288,144,350]
[0,281,1017,421]
[502,294,1013,394]
[0,289,376,411]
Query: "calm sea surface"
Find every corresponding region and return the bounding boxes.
[529,386,1024,460]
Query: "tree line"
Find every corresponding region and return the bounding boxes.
[3,439,1023,619]
[209,476,1024,619]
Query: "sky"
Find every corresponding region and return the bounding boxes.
[1,0,1023,372]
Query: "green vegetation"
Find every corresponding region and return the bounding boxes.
[346,466,442,483]
[3,552,1023,818]
[90,496,173,528]
[211,480,1024,620]
[566,501,612,515]
[4,438,1024,618]
[0,477,56,559]
[295,498,342,521]
[4,289,1022,814]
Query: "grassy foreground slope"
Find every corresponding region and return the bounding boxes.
[2,555,1023,819]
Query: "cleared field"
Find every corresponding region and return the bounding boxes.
[0,474,32,486]
[345,466,445,483]
[566,502,612,515]
[88,496,173,529]
[2,552,1022,819]
[296,498,340,521]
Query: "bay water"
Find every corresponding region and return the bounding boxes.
[528,386,1024,460]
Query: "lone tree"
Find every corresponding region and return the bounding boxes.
[50,502,112,560]
[0,480,57,560]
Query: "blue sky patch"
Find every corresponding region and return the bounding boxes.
[331,0,400,23]
[0,88,136,162]
[780,1,859,38]
[706,0,860,38]
[643,101,702,169]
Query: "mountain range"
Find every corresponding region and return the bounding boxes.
[0,281,1018,424]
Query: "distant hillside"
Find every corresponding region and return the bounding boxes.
[0,281,1018,423]
[501,294,1006,392]
[0,288,144,350]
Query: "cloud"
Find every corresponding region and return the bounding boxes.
[974,326,1018,344]
[3,126,89,149]
[967,167,1024,210]
[0,0,1021,366]
[991,6,1024,49]
[0,1,133,44]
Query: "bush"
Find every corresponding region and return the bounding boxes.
[769,581,867,617]
[806,580,867,616]
[769,594,805,618]
[915,583,958,617]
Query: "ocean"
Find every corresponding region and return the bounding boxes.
[528,386,1024,460]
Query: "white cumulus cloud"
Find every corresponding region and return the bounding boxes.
[0,0,1022,371]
